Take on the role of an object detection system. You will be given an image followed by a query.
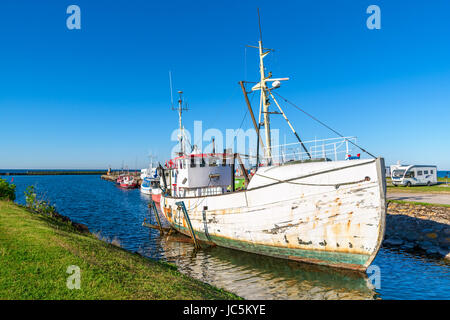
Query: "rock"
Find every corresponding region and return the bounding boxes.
[439,237,450,247]
[383,238,403,246]
[438,248,449,258]
[426,246,440,255]
[425,232,438,239]
[419,240,433,249]
[401,242,415,250]
[405,232,419,242]
[73,222,90,234]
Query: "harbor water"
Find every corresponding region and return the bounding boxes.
[8,175,450,300]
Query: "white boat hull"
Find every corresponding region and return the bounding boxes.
[161,158,386,271]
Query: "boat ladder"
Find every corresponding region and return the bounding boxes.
[176,201,201,250]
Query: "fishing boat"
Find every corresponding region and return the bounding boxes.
[158,21,386,272]
[119,175,138,189]
[151,181,162,202]
[140,177,152,195]
[140,161,160,195]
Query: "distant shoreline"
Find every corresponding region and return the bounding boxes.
[0,169,141,176]
[0,171,108,176]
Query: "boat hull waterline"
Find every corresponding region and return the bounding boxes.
[160,158,386,271]
[152,193,161,203]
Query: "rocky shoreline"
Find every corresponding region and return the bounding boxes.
[384,201,450,261]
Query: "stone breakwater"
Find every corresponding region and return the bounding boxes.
[384,201,450,261]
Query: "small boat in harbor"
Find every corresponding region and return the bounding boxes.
[140,177,152,195]
[118,175,138,189]
[158,21,386,272]
[151,180,162,202]
[140,161,160,196]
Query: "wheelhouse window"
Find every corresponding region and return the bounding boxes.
[209,158,218,167]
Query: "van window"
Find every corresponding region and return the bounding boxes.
[430,170,434,174]
[417,171,423,176]
[404,171,415,178]
[424,170,428,174]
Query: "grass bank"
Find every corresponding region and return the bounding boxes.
[0,201,240,300]
[387,185,450,193]
[388,199,450,209]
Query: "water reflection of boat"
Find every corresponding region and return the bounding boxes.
[156,232,377,300]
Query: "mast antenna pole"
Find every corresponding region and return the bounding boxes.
[174,91,188,156]
[169,72,188,156]
[169,71,174,109]
[258,8,263,45]
[257,9,272,165]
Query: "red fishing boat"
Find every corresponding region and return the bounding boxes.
[118,175,138,189]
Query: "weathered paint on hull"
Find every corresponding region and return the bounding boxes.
[171,223,369,271]
[161,158,386,271]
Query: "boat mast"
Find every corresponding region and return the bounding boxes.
[249,10,312,163]
[177,91,185,156]
[257,10,272,164]
[169,71,188,157]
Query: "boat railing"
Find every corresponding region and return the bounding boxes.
[260,136,358,165]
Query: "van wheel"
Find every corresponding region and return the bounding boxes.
[427,181,431,186]
[406,181,411,187]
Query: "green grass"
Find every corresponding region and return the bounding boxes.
[388,199,450,208]
[387,185,450,193]
[386,176,450,193]
[0,201,241,300]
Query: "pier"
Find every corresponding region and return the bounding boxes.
[101,172,143,186]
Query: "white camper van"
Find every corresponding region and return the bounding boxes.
[391,164,438,187]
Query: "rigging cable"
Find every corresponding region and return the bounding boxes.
[271,91,377,159]
[232,90,256,150]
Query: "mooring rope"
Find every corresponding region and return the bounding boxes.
[252,159,376,190]
[255,172,370,189]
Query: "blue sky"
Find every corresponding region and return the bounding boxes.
[1,0,449,170]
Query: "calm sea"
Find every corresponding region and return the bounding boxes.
[5,175,450,300]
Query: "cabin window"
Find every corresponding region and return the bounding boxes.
[209,159,217,167]
[417,171,423,176]
[430,170,434,174]
[424,170,429,174]
[404,171,414,178]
